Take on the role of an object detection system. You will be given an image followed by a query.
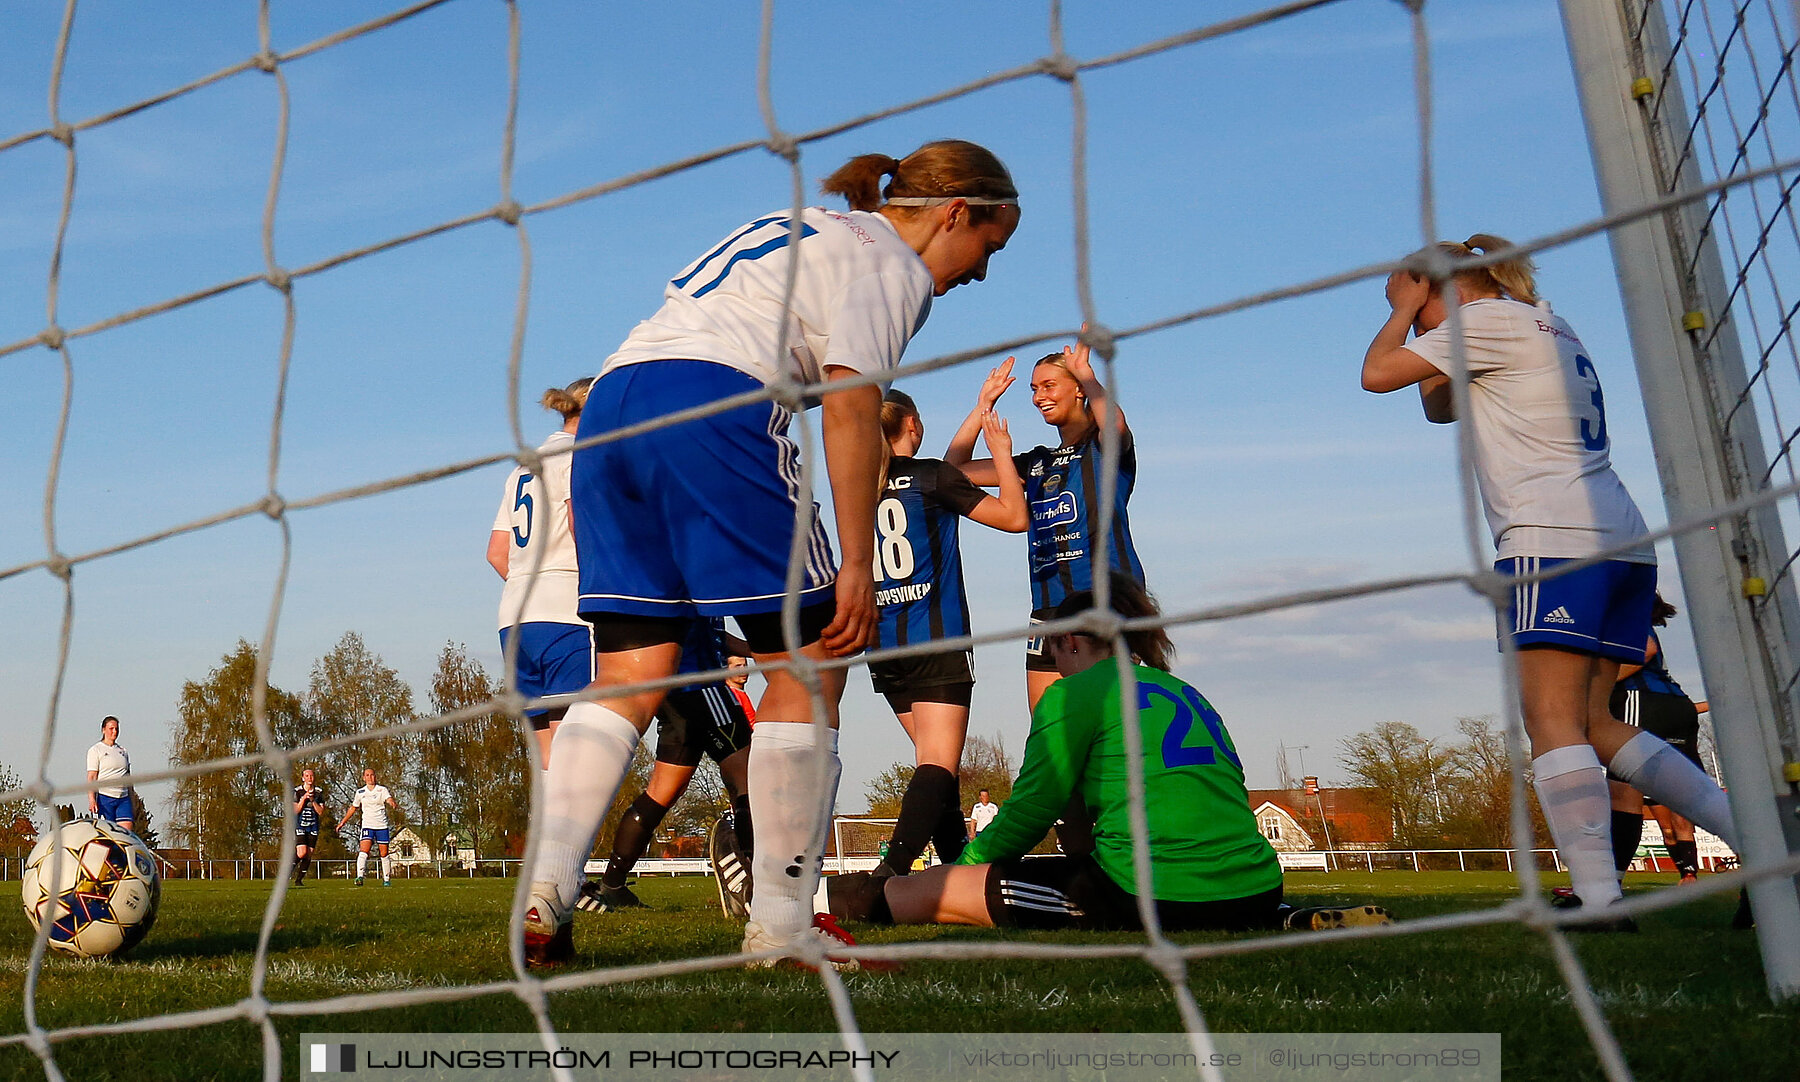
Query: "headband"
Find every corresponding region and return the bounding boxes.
[882,195,1018,207]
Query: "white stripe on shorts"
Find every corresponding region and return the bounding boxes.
[767,404,833,590]
[702,684,733,730]
[1000,880,1084,916]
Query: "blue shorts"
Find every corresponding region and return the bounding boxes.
[1498,557,1655,663]
[95,792,132,823]
[573,361,836,618]
[361,827,391,846]
[499,621,594,717]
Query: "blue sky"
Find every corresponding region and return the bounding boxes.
[0,0,1701,824]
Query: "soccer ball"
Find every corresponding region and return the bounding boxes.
[21,818,161,959]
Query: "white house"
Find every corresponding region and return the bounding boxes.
[1252,800,1315,852]
[388,826,478,868]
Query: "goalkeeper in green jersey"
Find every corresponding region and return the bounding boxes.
[829,573,1294,932]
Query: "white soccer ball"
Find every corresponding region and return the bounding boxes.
[21,817,161,959]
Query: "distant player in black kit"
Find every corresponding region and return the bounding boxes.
[579,619,757,918]
[870,390,1026,877]
[292,767,328,886]
[1607,593,1713,882]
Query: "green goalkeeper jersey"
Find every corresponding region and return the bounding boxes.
[960,662,1281,903]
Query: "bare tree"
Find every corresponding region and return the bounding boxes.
[659,759,729,843]
[1439,714,1547,849]
[864,732,1017,818]
[957,732,1015,811]
[1338,721,1455,847]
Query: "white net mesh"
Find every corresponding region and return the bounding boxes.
[4,2,1800,1080]
[1629,0,1800,748]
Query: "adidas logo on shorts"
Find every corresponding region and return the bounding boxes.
[1542,606,1577,625]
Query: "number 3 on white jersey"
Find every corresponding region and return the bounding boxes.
[873,497,915,581]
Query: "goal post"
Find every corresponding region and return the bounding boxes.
[1560,0,1800,998]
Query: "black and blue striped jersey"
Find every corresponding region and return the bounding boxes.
[1618,632,1686,698]
[1015,429,1144,611]
[292,785,327,833]
[874,457,987,649]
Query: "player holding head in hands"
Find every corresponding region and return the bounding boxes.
[829,573,1288,933]
[488,378,595,768]
[521,139,1020,968]
[1360,234,1739,923]
[336,768,400,887]
[868,390,1026,879]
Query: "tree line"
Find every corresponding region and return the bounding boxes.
[1336,716,1550,849]
[165,633,655,863]
[855,715,1560,854]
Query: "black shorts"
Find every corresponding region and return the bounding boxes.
[984,854,1284,932]
[1024,607,1059,673]
[1610,687,1704,767]
[869,649,975,696]
[653,684,752,768]
[295,831,319,847]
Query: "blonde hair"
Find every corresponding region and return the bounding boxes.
[540,377,594,422]
[821,140,1017,223]
[880,389,919,442]
[1031,351,1091,414]
[1420,233,1539,305]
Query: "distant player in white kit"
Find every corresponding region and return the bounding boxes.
[969,790,999,834]
[86,715,134,832]
[520,139,1022,968]
[336,768,400,887]
[488,377,596,766]
[1360,234,1740,925]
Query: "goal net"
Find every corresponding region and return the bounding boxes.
[5,1,1800,1079]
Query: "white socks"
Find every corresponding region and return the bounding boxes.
[1609,731,1740,850]
[381,855,392,881]
[747,721,842,938]
[356,851,367,879]
[1533,744,1621,907]
[528,701,643,910]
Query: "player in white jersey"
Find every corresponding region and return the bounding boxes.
[85,715,134,831]
[1361,234,1739,924]
[489,378,596,767]
[522,139,1021,969]
[335,768,400,886]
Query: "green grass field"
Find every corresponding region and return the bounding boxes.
[0,872,1793,1081]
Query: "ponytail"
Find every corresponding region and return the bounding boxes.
[820,154,901,212]
[540,376,594,422]
[821,139,1018,224]
[1420,233,1540,305]
[1461,233,1538,305]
